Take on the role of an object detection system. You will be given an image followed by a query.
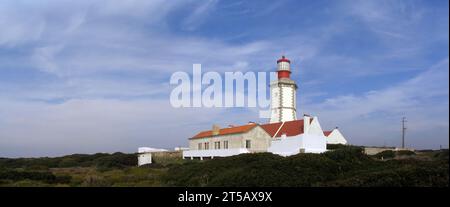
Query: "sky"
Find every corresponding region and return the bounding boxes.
[0,0,448,157]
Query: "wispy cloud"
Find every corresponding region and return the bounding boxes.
[304,58,449,148]
[182,0,218,31]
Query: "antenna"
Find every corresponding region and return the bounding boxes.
[402,117,407,148]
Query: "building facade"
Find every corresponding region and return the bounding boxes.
[183,124,272,159]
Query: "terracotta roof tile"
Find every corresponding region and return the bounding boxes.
[190,123,257,139]
[260,119,305,138]
[191,118,314,139]
[323,131,332,136]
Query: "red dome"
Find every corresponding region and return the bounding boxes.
[277,56,291,63]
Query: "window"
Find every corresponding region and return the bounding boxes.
[198,143,202,150]
[204,142,209,150]
[224,141,228,149]
[214,141,220,149]
[245,140,251,149]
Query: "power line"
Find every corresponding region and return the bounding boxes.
[402,117,407,148]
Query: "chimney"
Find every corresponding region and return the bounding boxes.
[303,115,310,134]
[248,121,256,125]
[212,124,220,136]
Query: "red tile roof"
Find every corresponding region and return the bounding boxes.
[190,123,257,139]
[260,119,305,138]
[323,131,332,137]
[190,118,314,139]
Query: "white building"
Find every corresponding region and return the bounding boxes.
[182,123,270,160]
[323,128,348,145]
[137,147,168,166]
[182,114,328,159]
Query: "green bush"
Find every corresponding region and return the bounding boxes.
[434,149,449,160]
[326,144,347,150]
[396,150,415,156]
[0,169,71,184]
[0,152,138,170]
[163,147,373,187]
[162,145,448,187]
[372,150,396,159]
[1,148,448,187]
[94,152,137,169]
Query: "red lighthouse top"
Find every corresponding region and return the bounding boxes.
[277,55,291,63]
[276,56,291,79]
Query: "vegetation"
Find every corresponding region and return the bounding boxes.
[326,144,348,150]
[372,150,396,159]
[0,147,448,187]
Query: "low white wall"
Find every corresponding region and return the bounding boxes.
[268,134,326,156]
[302,134,327,153]
[182,148,250,159]
[138,153,152,166]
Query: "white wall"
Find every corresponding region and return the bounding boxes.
[301,134,327,153]
[182,148,250,159]
[326,129,348,145]
[308,116,325,136]
[270,81,297,123]
[267,134,327,156]
[270,86,280,123]
[138,153,152,166]
[280,86,296,121]
[268,115,327,156]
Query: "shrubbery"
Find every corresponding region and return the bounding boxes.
[162,146,448,187]
[434,149,449,160]
[371,150,417,160]
[372,150,396,159]
[1,147,448,187]
[0,169,71,184]
[396,150,416,156]
[0,152,137,170]
[326,144,348,150]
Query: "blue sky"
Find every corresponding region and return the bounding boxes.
[0,0,448,157]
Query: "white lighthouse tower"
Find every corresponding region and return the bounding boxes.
[269,56,298,123]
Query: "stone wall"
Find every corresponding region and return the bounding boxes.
[151,151,183,164]
[364,147,415,155]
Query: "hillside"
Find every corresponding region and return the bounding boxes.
[0,146,448,187]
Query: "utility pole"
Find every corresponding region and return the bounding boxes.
[402,117,407,148]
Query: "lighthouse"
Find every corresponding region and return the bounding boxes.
[269,56,298,123]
